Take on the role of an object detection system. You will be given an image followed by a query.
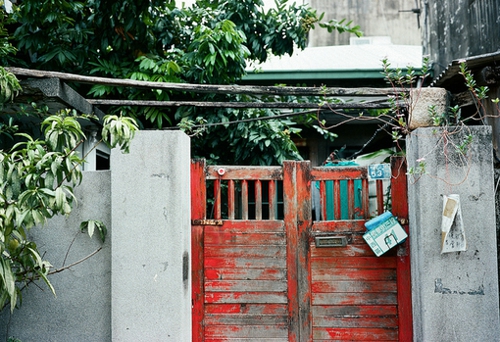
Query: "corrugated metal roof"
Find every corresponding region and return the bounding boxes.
[246,44,423,75]
[431,50,500,90]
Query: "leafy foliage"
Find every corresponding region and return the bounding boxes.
[2,0,362,165]
[0,67,138,312]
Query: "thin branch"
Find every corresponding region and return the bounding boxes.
[48,247,102,275]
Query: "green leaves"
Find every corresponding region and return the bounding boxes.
[0,67,22,106]
[41,109,86,152]
[0,97,136,312]
[80,220,107,242]
[102,114,139,153]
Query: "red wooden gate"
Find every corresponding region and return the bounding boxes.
[191,159,411,341]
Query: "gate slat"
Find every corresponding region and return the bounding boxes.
[312,257,397,269]
[241,180,248,220]
[312,293,397,306]
[312,268,396,281]
[206,292,288,304]
[205,280,287,292]
[255,180,262,220]
[205,325,288,338]
[206,303,288,315]
[313,327,398,341]
[313,316,398,328]
[205,245,286,258]
[205,268,287,281]
[228,180,235,220]
[312,280,397,293]
[205,257,286,269]
[312,305,397,317]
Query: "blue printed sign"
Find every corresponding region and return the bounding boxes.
[368,163,391,180]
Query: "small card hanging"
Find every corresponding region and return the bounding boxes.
[440,194,466,254]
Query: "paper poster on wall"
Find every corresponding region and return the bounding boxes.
[440,194,466,254]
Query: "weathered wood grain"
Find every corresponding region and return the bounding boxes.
[312,268,396,281]
[312,280,397,293]
[312,293,397,306]
[205,267,287,281]
[312,305,397,317]
[205,292,288,304]
[313,327,398,340]
[205,279,287,292]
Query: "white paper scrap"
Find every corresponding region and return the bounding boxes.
[440,194,466,254]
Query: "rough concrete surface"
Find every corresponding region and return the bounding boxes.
[407,126,500,341]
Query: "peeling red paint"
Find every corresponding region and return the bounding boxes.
[192,160,410,341]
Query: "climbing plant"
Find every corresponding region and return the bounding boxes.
[0,67,138,313]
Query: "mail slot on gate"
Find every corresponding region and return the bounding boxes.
[315,236,347,248]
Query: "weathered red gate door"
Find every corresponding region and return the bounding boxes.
[191,159,411,341]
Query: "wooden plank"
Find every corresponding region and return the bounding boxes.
[311,167,368,181]
[391,156,413,342]
[313,316,398,328]
[312,220,366,232]
[312,305,397,317]
[255,180,262,220]
[204,232,286,245]
[205,267,287,281]
[283,161,299,342]
[8,67,407,97]
[191,160,206,342]
[310,244,376,257]
[242,180,248,220]
[313,327,398,340]
[376,179,384,216]
[205,313,287,325]
[214,179,222,219]
[228,180,235,220]
[268,180,277,220]
[204,220,284,232]
[206,303,288,315]
[205,245,286,258]
[311,280,397,293]
[312,257,397,269]
[296,161,313,342]
[205,324,288,338]
[205,292,288,304]
[206,166,283,180]
[347,179,354,219]
[312,292,397,306]
[205,339,287,342]
[205,257,286,269]
[312,268,396,281]
[320,181,327,221]
[334,180,341,220]
[362,178,370,219]
[205,279,287,292]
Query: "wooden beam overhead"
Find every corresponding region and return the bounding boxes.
[8,67,407,98]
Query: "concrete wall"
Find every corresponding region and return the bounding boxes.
[0,171,112,342]
[308,0,422,47]
[407,126,500,341]
[0,131,191,342]
[111,131,191,341]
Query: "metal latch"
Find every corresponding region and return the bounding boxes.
[315,236,347,248]
[191,219,223,226]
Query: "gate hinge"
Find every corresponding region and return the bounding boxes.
[191,219,223,226]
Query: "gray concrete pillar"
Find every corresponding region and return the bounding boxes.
[111,131,191,341]
[407,126,500,341]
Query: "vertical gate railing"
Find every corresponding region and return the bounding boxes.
[191,158,411,342]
